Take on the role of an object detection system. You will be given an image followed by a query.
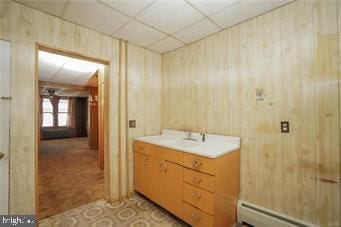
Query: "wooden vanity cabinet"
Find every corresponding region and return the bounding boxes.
[134,140,240,227]
[134,142,183,218]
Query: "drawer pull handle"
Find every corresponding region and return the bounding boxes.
[191,212,201,221]
[143,155,148,165]
[192,160,202,169]
[159,161,165,171]
[191,192,201,199]
[160,161,168,172]
[192,177,202,185]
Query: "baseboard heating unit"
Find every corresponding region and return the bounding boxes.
[237,200,317,227]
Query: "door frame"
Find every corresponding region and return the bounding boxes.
[0,39,11,215]
[34,43,110,218]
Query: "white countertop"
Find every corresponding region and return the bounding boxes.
[135,129,240,158]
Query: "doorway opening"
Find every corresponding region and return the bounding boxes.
[36,46,108,219]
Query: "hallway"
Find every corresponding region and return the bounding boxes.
[39,137,104,218]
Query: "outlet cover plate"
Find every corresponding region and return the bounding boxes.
[281,121,289,133]
[129,120,136,128]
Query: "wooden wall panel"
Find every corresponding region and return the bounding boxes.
[279,1,317,222]
[161,1,340,226]
[253,9,283,212]
[313,0,340,226]
[0,0,161,214]
[127,44,162,196]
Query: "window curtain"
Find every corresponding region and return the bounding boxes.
[50,96,59,127]
[40,96,43,127]
[67,97,75,128]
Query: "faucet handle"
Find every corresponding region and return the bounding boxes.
[200,132,206,142]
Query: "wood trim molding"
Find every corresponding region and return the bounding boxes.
[118,40,123,201]
[38,43,110,65]
[125,41,130,197]
[35,43,39,219]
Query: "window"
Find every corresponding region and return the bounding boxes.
[58,99,69,127]
[42,98,53,127]
[42,98,70,127]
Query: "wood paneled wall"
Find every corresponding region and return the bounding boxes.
[161,1,340,226]
[1,0,338,225]
[125,43,162,196]
[0,0,161,214]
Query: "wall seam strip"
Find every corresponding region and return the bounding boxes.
[311,1,318,219]
[337,0,341,192]
[125,41,130,197]
[118,39,122,201]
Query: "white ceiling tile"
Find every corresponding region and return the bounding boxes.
[271,0,294,8]
[72,74,93,86]
[39,51,66,81]
[187,0,239,15]
[148,37,185,53]
[137,0,204,34]
[38,61,62,82]
[174,19,219,43]
[39,51,102,86]
[115,20,167,47]
[98,0,154,17]
[51,67,80,84]
[14,0,69,16]
[210,0,284,29]
[63,0,130,35]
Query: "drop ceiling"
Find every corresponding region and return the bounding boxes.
[39,50,103,86]
[15,0,293,54]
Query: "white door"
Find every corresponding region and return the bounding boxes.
[0,40,11,215]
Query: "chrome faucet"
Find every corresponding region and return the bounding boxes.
[184,131,192,139]
[184,131,198,141]
[200,133,206,142]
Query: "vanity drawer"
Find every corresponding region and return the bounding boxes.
[134,141,148,154]
[184,168,215,192]
[183,153,215,175]
[183,183,214,215]
[149,144,183,165]
[183,202,214,227]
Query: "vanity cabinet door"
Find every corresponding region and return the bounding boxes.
[162,160,183,218]
[134,152,152,197]
[147,155,164,205]
[147,156,183,218]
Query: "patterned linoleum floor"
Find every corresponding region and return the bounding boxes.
[40,194,189,227]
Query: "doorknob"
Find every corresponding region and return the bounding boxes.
[1,96,11,100]
[0,152,4,160]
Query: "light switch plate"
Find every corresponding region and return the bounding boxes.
[129,120,136,128]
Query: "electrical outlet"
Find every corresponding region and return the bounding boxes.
[129,120,136,128]
[256,89,265,101]
[281,121,289,133]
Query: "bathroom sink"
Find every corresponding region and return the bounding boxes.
[173,139,200,148]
